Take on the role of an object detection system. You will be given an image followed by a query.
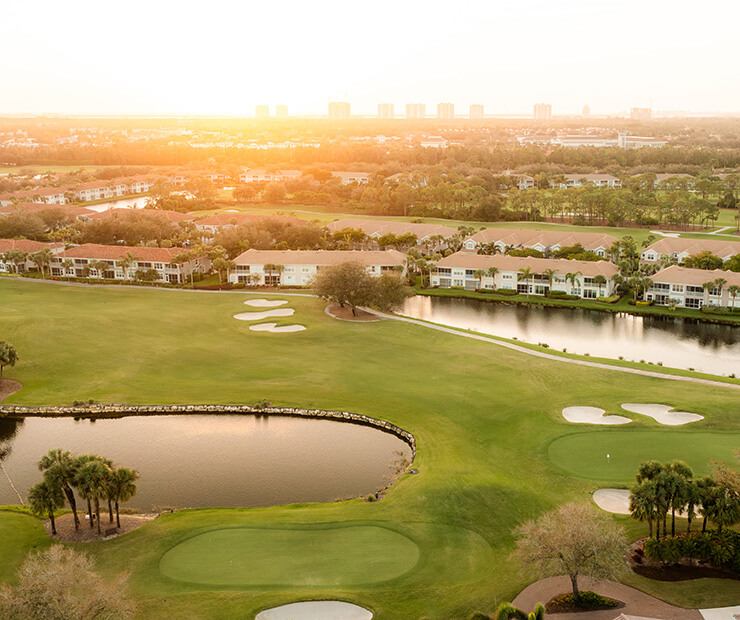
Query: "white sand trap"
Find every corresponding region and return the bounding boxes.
[594,488,690,518]
[249,322,306,333]
[244,299,288,307]
[256,601,373,620]
[562,406,632,425]
[621,403,704,426]
[700,605,740,620]
[593,489,632,514]
[233,309,294,321]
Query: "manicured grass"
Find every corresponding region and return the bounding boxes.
[0,508,51,583]
[548,431,740,483]
[159,523,420,586]
[0,279,738,618]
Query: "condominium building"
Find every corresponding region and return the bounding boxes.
[325,219,458,250]
[255,105,270,119]
[437,102,455,119]
[533,103,552,121]
[378,103,394,119]
[328,101,351,120]
[462,228,618,257]
[469,104,484,119]
[406,103,425,119]
[230,249,406,286]
[645,266,740,308]
[641,238,740,265]
[0,239,64,273]
[430,253,618,297]
[630,107,652,121]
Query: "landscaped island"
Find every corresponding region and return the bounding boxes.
[0,279,738,619]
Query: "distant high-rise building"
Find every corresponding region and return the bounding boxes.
[469,104,484,119]
[533,103,552,121]
[630,107,652,121]
[406,103,425,119]
[378,103,394,119]
[582,104,590,118]
[255,105,270,119]
[437,102,455,119]
[328,101,351,120]
[276,104,289,119]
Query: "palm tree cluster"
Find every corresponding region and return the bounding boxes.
[0,248,55,277]
[629,460,740,540]
[28,449,139,536]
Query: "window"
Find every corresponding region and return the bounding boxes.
[651,283,669,291]
[583,289,597,299]
[685,297,701,309]
[671,284,684,292]
[687,285,703,294]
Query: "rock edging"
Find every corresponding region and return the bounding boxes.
[0,403,416,459]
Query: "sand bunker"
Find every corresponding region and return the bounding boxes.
[233,309,295,321]
[256,601,373,620]
[593,489,632,514]
[621,403,704,426]
[244,299,289,307]
[249,323,306,333]
[594,488,689,518]
[562,406,632,425]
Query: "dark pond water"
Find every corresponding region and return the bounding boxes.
[401,296,740,376]
[0,415,412,511]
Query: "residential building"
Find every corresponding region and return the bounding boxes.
[641,238,740,265]
[49,244,207,283]
[330,171,370,185]
[533,103,552,121]
[469,104,484,120]
[406,103,425,119]
[86,208,194,224]
[325,219,458,250]
[462,228,618,257]
[238,169,302,184]
[582,104,590,117]
[230,249,406,286]
[378,103,394,119]
[0,187,68,207]
[0,239,64,273]
[645,265,740,308]
[556,174,621,189]
[617,132,667,148]
[275,104,289,119]
[437,103,455,119]
[420,136,448,148]
[515,175,536,190]
[0,202,95,220]
[534,133,667,149]
[255,105,270,119]
[430,253,618,297]
[328,101,351,120]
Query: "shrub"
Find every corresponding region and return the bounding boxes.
[597,295,620,303]
[496,289,518,296]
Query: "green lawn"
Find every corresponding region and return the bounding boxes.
[0,280,738,619]
[548,431,740,483]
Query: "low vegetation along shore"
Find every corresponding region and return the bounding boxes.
[0,279,738,619]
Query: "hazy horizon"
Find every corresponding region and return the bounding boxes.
[1,0,739,117]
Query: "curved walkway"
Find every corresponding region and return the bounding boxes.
[371,310,740,391]
[512,576,701,620]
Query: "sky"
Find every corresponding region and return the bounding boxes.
[1,0,738,117]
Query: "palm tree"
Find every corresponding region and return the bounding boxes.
[713,277,727,304]
[38,449,81,531]
[28,480,65,535]
[702,280,716,306]
[92,260,109,279]
[517,266,533,297]
[486,266,499,290]
[117,251,139,281]
[696,475,717,533]
[61,258,74,280]
[630,481,659,538]
[4,249,27,274]
[565,271,581,294]
[74,455,111,534]
[728,284,740,311]
[593,274,607,296]
[473,269,486,290]
[263,263,285,286]
[496,602,545,620]
[666,460,693,537]
[108,467,139,529]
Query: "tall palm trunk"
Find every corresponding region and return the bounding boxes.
[63,484,80,531]
[49,509,56,535]
[108,498,114,523]
[87,498,94,528]
[94,498,102,535]
[115,499,121,529]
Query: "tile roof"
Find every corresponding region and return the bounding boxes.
[643,237,740,259]
[437,252,619,277]
[0,203,95,217]
[466,228,618,251]
[325,219,458,239]
[0,239,64,253]
[58,244,185,262]
[87,208,193,222]
[234,249,406,266]
[652,265,740,287]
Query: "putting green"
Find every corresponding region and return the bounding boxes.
[159,524,420,586]
[548,431,740,482]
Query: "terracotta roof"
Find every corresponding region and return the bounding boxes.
[0,239,64,253]
[234,249,406,267]
[0,187,68,200]
[58,244,185,262]
[437,252,619,277]
[325,219,458,239]
[0,203,94,217]
[563,174,619,182]
[466,228,618,251]
[643,237,740,259]
[652,265,740,287]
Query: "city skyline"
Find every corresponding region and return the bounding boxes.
[1,0,738,116]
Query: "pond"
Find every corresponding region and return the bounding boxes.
[0,414,412,511]
[84,197,152,212]
[401,296,740,376]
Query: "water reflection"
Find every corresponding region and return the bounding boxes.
[0,415,411,510]
[401,296,740,376]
